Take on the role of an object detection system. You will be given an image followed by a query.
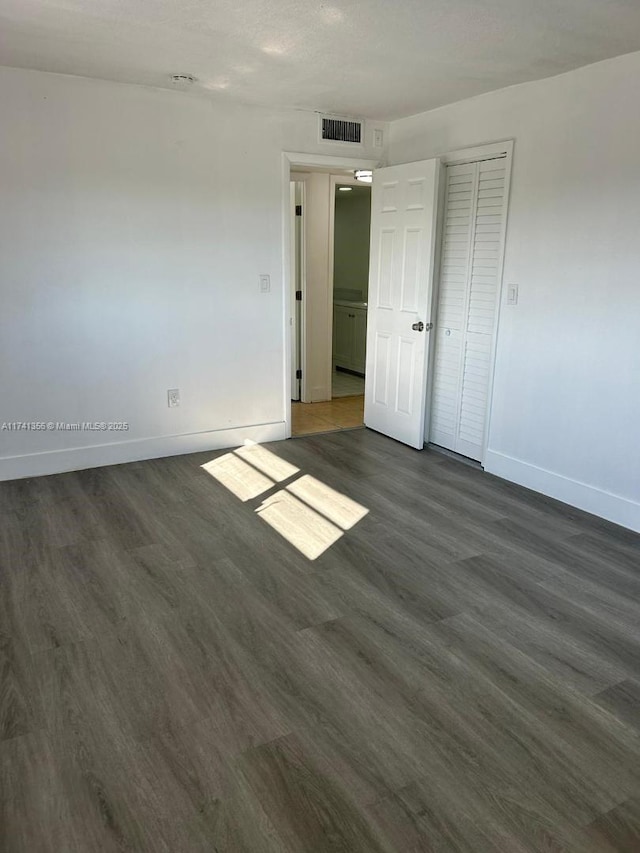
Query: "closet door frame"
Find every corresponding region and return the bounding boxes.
[426,140,514,465]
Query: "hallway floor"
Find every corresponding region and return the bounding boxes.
[291,394,364,436]
[332,369,365,398]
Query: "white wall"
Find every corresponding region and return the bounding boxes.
[0,65,385,478]
[333,188,371,302]
[389,51,640,532]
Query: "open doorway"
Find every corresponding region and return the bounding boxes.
[284,144,511,454]
[290,170,371,437]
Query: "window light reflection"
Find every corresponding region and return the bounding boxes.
[201,443,369,560]
[201,453,273,502]
[255,490,343,561]
[286,474,368,530]
[235,441,299,482]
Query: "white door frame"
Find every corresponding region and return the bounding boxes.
[289,179,307,401]
[289,180,298,399]
[426,139,514,464]
[281,152,381,437]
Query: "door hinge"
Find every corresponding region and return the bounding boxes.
[295,205,302,216]
[296,369,302,379]
[295,290,302,301]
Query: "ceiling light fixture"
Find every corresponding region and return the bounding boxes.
[170,74,196,85]
[338,186,353,192]
[354,170,372,183]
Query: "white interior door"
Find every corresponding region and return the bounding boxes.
[364,159,440,449]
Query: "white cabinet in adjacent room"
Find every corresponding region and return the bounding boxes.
[333,305,353,370]
[351,308,367,374]
[333,302,367,375]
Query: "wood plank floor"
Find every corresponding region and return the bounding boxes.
[291,395,364,436]
[1,428,640,852]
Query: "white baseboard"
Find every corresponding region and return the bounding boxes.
[0,421,287,482]
[484,449,640,534]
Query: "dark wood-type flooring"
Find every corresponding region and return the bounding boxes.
[1,428,640,852]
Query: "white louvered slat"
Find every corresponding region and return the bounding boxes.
[428,163,475,451]
[430,155,508,462]
[477,188,504,200]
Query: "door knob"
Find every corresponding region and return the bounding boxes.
[412,321,425,332]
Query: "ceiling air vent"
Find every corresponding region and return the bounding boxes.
[320,115,363,144]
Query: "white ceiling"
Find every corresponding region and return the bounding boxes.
[2,0,640,120]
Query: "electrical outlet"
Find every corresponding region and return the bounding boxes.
[167,388,180,408]
[259,274,270,293]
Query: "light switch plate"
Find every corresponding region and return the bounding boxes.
[259,274,271,293]
[507,283,519,305]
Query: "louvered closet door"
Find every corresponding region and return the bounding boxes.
[429,157,507,462]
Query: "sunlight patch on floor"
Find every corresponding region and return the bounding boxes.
[201,453,273,502]
[286,474,368,531]
[235,440,299,482]
[201,443,369,560]
[255,491,344,560]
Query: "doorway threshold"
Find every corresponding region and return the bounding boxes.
[291,425,365,439]
[291,395,364,437]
